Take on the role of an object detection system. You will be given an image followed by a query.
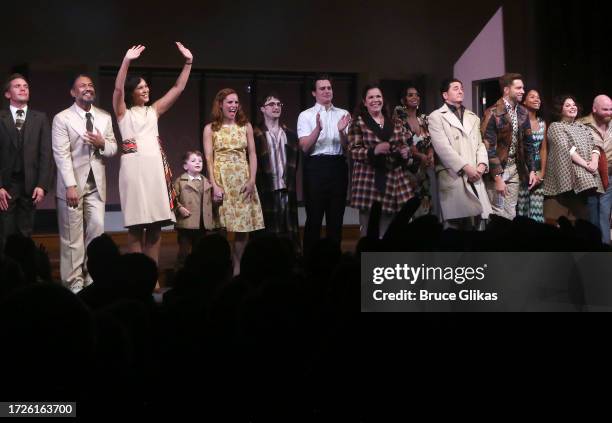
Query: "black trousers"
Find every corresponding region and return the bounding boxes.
[302,155,348,255]
[175,228,205,270]
[0,180,35,252]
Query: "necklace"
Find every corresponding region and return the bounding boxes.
[372,114,384,128]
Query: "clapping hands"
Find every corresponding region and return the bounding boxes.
[338,114,351,132]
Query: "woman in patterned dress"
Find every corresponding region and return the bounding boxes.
[203,89,264,273]
[517,89,547,222]
[113,43,193,264]
[542,95,603,222]
[392,85,437,218]
[349,85,414,238]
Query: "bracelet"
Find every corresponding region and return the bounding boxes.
[185,61,193,65]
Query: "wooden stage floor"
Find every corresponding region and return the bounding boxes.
[32,227,361,287]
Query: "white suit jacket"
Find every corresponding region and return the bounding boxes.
[52,104,117,202]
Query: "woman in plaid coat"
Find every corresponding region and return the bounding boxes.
[349,85,414,238]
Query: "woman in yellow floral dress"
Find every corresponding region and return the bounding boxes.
[203,88,264,273]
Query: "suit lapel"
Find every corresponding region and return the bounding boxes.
[0,110,19,148]
[92,106,108,134]
[68,104,96,158]
[440,105,467,135]
[68,104,87,136]
[462,111,477,136]
[187,178,201,193]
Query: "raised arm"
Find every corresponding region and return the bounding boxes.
[113,45,145,120]
[152,42,193,117]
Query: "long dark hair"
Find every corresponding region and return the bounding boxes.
[124,74,147,108]
[355,84,390,121]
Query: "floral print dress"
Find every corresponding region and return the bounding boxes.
[212,124,265,232]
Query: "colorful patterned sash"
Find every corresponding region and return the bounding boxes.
[158,137,177,211]
[121,138,138,154]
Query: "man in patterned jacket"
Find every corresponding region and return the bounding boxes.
[481,73,537,220]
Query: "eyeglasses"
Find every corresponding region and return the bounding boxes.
[264,102,283,108]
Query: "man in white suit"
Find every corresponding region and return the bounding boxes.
[428,78,492,230]
[52,75,117,292]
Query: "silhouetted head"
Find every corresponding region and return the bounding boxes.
[118,253,158,301]
[87,233,121,284]
[241,234,293,285]
[0,283,95,389]
[4,234,38,284]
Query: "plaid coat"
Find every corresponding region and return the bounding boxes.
[254,124,300,250]
[348,116,413,213]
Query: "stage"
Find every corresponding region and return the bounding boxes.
[33,226,361,287]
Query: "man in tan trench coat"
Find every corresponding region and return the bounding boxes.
[428,78,492,230]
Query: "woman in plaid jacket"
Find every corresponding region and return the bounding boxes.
[349,85,414,238]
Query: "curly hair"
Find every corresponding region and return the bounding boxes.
[522,89,544,119]
[551,94,582,122]
[210,88,248,131]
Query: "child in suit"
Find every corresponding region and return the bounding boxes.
[173,150,214,269]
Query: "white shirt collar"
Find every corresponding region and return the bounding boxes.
[9,104,28,122]
[188,173,202,181]
[74,103,95,120]
[315,102,336,113]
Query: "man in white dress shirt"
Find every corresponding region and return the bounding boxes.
[297,74,351,255]
[52,75,117,292]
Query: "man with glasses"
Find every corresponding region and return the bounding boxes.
[297,74,351,255]
[253,92,300,252]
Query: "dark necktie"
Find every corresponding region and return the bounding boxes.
[15,109,25,131]
[85,112,93,133]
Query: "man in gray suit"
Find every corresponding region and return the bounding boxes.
[52,74,117,292]
[0,73,54,252]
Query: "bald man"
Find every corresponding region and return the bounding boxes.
[579,95,612,244]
